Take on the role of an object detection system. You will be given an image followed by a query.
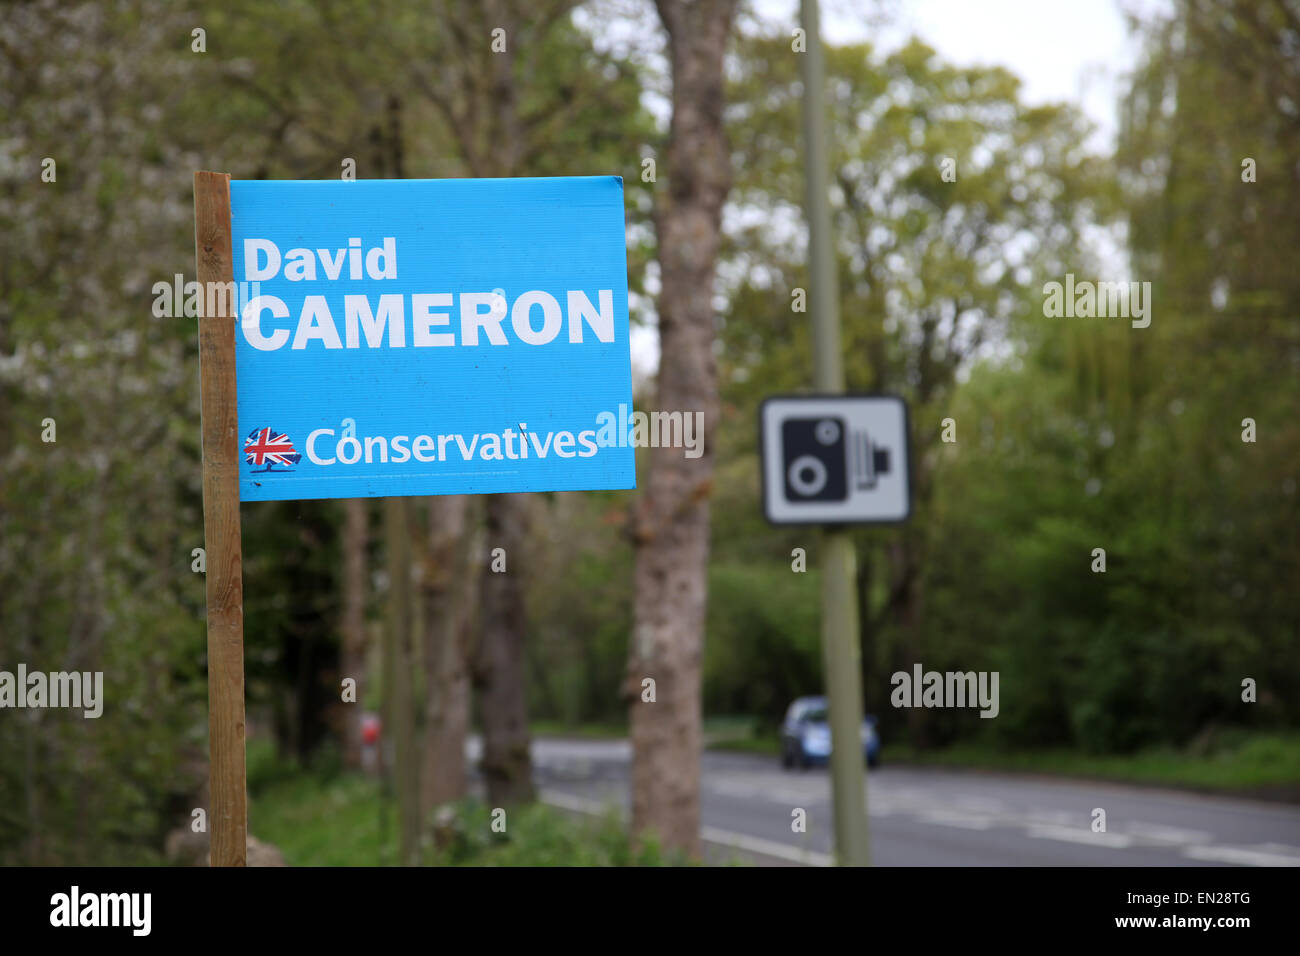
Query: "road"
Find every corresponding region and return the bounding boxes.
[483,738,1300,866]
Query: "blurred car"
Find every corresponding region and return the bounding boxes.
[780,695,880,770]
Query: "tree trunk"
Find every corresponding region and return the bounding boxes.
[385,496,420,864]
[890,529,930,746]
[628,0,736,858]
[340,498,368,769]
[474,493,536,807]
[435,0,537,811]
[420,494,472,812]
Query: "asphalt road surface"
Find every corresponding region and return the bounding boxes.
[482,738,1300,866]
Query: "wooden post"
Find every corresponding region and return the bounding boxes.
[194,170,248,867]
[385,495,419,864]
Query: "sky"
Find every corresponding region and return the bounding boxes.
[815,0,1160,152]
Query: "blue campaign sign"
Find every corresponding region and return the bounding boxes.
[228,176,635,501]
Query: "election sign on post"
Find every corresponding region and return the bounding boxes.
[194,172,636,865]
[230,175,636,501]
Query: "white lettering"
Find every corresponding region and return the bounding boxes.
[241,295,291,351]
[307,429,336,465]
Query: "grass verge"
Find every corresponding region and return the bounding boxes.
[246,738,690,865]
[881,733,1300,798]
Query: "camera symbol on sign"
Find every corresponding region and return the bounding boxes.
[781,416,891,502]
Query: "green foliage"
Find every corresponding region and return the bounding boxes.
[704,563,822,725]
[526,489,636,724]
[0,0,217,865]
[429,800,682,867]
[0,0,656,863]
[249,747,681,866]
[510,11,1300,767]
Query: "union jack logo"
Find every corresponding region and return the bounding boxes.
[244,426,302,471]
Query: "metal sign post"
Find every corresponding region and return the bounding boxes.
[795,0,905,867]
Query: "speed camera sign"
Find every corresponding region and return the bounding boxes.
[759,395,911,525]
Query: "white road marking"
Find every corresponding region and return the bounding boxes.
[700,826,834,867]
[952,797,1008,813]
[541,789,610,815]
[541,788,833,866]
[706,777,823,805]
[1183,844,1300,867]
[1123,823,1212,845]
[1258,842,1300,854]
[1023,810,1077,827]
[916,810,996,830]
[1026,825,1134,848]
